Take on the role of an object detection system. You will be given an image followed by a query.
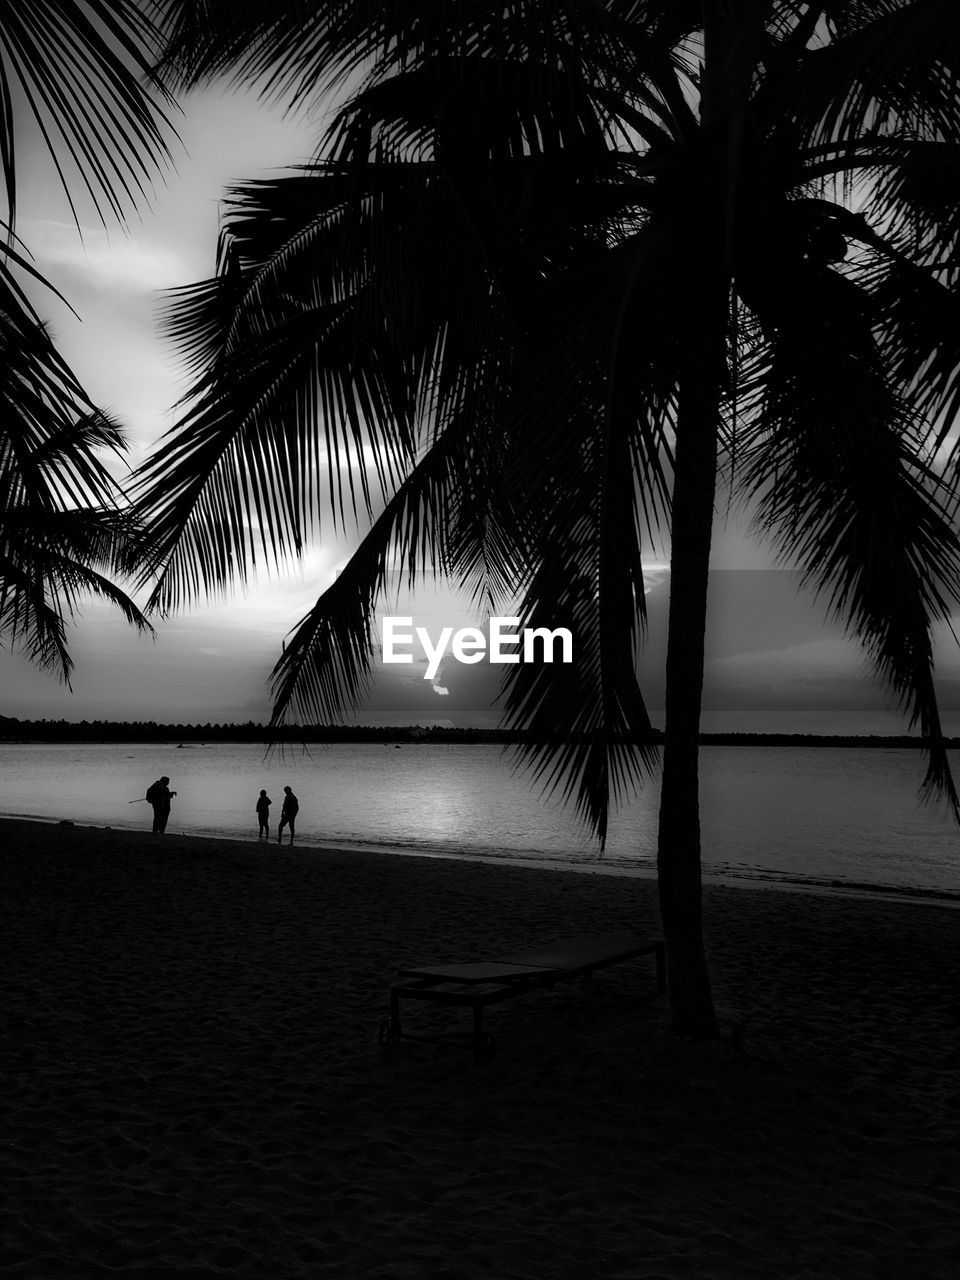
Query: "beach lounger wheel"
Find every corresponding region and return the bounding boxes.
[378,1017,400,1049]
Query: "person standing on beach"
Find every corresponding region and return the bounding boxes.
[256,789,272,841]
[146,776,176,834]
[277,786,299,846]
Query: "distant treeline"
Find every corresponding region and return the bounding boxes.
[0,717,956,748]
[0,718,521,744]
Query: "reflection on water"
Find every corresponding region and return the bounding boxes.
[0,742,958,899]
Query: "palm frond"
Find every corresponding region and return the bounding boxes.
[135,141,554,611]
[870,256,960,446]
[0,505,153,682]
[500,450,661,848]
[0,254,151,680]
[0,551,73,680]
[0,271,127,508]
[269,419,478,727]
[155,1,696,108]
[0,0,176,228]
[742,262,960,813]
[772,0,960,156]
[483,223,680,845]
[865,140,960,266]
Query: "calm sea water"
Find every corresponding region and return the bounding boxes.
[1,742,958,902]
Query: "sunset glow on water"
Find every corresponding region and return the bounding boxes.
[2,742,958,902]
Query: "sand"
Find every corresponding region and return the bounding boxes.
[1,816,958,1279]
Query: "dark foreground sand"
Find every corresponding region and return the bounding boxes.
[1,817,958,1279]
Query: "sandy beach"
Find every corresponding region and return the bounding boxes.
[2,816,958,1278]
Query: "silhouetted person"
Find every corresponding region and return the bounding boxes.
[256,789,272,840]
[278,786,299,846]
[146,776,176,834]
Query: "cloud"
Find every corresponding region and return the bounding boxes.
[707,636,863,678]
[641,565,670,593]
[21,219,191,294]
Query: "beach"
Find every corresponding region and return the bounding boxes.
[2,817,958,1279]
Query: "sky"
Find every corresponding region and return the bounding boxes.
[4,75,960,732]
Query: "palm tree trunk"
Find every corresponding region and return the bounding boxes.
[657,366,721,1038]
[654,0,764,1038]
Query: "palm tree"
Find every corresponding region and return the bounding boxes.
[0,283,152,681]
[138,1,960,1036]
[0,1,174,680]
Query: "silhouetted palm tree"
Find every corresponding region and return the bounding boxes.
[0,302,152,680]
[139,2,960,1036]
[0,1,174,680]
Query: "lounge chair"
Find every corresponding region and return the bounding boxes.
[379,931,666,1062]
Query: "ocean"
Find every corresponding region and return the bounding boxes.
[1,741,958,903]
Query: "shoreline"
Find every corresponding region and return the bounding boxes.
[7,723,960,747]
[4,810,958,912]
[3,815,959,1277]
